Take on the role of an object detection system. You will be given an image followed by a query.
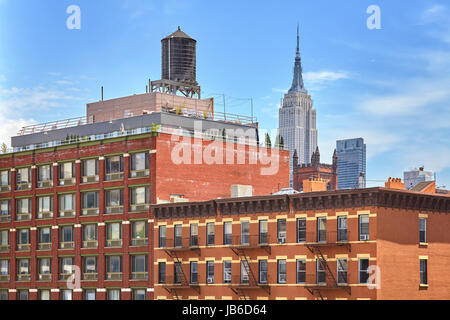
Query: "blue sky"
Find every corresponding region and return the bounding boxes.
[0,0,449,188]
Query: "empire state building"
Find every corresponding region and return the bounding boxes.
[278,25,318,184]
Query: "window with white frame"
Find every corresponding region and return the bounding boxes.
[337,258,348,284]
[419,218,426,243]
[359,215,369,241]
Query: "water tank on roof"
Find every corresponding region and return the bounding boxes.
[161,26,197,85]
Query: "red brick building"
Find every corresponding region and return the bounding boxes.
[293,147,338,192]
[0,127,289,300]
[152,186,450,300]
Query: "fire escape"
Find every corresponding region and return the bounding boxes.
[162,237,201,300]
[305,231,351,300]
[228,235,271,300]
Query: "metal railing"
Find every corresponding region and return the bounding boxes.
[229,234,271,248]
[162,275,202,287]
[18,116,93,136]
[305,231,351,245]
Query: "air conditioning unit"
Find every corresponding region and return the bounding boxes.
[60,178,75,186]
[0,245,9,252]
[39,274,51,281]
[83,273,98,281]
[17,214,31,221]
[107,173,123,181]
[108,240,122,247]
[17,274,30,281]
[38,181,53,188]
[60,242,74,249]
[60,211,75,218]
[107,273,122,281]
[132,239,148,247]
[0,275,9,282]
[83,208,99,216]
[0,215,10,222]
[39,212,53,219]
[207,277,214,284]
[17,244,30,251]
[17,183,31,190]
[133,170,149,178]
[60,273,73,280]
[132,273,148,280]
[360,234,369,241]
[83,241,98,249]
[134,205,148,212]
[83,176,99,183]
[278,237,286,244]
[0,185,10,192]
[107,207,123,214]
[38,243,52,251]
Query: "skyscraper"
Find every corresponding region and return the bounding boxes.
[336,138,366,189]
[279,25,318,185]
[404,167,434,190]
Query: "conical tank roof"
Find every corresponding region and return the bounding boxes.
[162,26,196,41]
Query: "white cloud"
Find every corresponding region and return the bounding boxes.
[304,71,349,84]
[420,5,447,24]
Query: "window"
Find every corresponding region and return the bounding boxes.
[277,219,286,243]
[131,221,148,246]
[206,261,214,284]
[419,218,426,243]
[81,159,99,182]
[0,289,8,300]
[84,289,96,300]
[105,189,123,214]
[130,152,149,177]
[59,162,75,184]
[174,262,182,284]
[296,259,306,284]
[59,194,75,217]
[337,216,348,242]
[241,261,249,284]
[223,222,232,245]
[59,257,74,279]
[16,167,31,187]
[317,259,326,284]
[159,226,166,248]
[38,258,51,278]
[17,290,29,300]
[130,186,150,211]
[16,198,31,220]
[359,215,369,241]
[38,227,51,250]
[17,258,30,278]
[37,165,52,187]
[359,258,370,284]
[38,289,50,300]
[106,256,122,280]
[83,256,98,279]
[206,223,215,246]
[107,289,121,300]
[259,260,268,284]
[132,289,146,300]
[420,259,427,285]
[190,261,198,284]
[317,217,327,242]
[17,229,30,250]
[223,261,232,284]
[82,224,98,248]
[0,230,9,249]
[241,221,250,245]
[158,262,166,284]
[190,224,198,247]
[82,191,99,215]
[0,260,9,277]
[37,196,53,219]
[0,200,10,220]
[297,218,306,242]
[106,223,122,247]
[60,226,74,248]
[337,258,348,284]
[174,224,182,247]
[131,255,148,280]
[0,170,10,188]
[61,289,73,300]
[105,155,123,180]
[259,220,268,244]
[277,260,287,284]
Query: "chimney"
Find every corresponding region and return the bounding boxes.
[385,177,405,190]
[302,178,327,193]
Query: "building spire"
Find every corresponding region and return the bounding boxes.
[289,24,307,94]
